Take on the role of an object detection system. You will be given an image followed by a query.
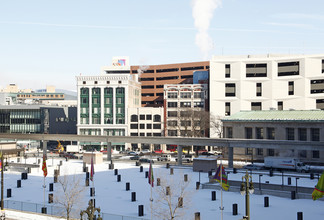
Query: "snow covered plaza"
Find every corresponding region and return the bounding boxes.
[2,157,324,220]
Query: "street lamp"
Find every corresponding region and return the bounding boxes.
[240,171,254,220]
[259,174,263,193]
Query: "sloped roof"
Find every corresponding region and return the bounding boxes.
[222,110,324,122]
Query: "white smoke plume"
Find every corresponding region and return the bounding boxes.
[191,0,221,60]
[137,65,150,77]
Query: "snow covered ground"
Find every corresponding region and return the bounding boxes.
[2,156,324,220]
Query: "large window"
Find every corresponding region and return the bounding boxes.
[245,127,253,139]
[154,115,161,122]
[286,128,295,140]
[225,83,236,97]
[298,128,307,141]
[225,64,230,78]
[168,130,177,136]
[225,102,231,116]
[311,128,320,141]
[167,93,178,99]
[246,63,267,77]
[180,102,191,107]
[278,61,299,76]
[288,81,294,95]
[310,79,324,94]
[278,101,283,110]
[267,127,275,139]
[226,127,233,138]
[256,127,264,139]
[256,83,262,96]
[168,111,177,117]
[180,92,191,99]
[251,102,262,110]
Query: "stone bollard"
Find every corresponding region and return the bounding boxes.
[232,203,238,215]
[17,180,21,188]
[184,174,188,182]
[166,163,170,169]
[196,182,200,190]
[90,187,95,197]
[157,178,160,186]
[7,189,12,198]
[291,191,296,200]
[41,207,47,214]
[85,179,89,187]
[114,169,118,175]
[195,212,200,220]
[48,193,53,203]
[54,175,58,183]
[60,160,63,166]
[297,212,303,220]
[109,163,114,170]
[140,166,143,172]
[126,182,130,191]
[264,196,269,207]
[170,168,174,175]
[86,172,89,180]
[90,199,96,208]
[145,171,149,178]
[49,183,54,192]
[211,191,216,201]
[138,205,144,217]
[131,192,136,202]
[117,174,121,182]
[269,170,273,177]
[288,177,291,185]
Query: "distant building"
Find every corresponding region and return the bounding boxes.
[222,110,324,162]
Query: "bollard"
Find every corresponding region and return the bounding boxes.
[233,168,237,174]
[27,167,31,173]
[86,172,89,180]
[166,186,170,196]
[297,212,303,220]
[196,182,200,190]
[54,169,59,177]
[48,193,53,203]
[117,174,121,182]
[310,173,314,180]
[131,192,136,202]
[288,177,291,185]
[85,179,89,187]
[49,183,54,192]
[184,174,188,182]
[90,187,95,197]
[114,169,118,175]
[140,166,143,172]
[195,212,200,220]
[54,175,58,183]
[7,189,11,198]
[170,168,174,175]
[41,207,47,214]
[60,160,63,166]
[232,203,238,215]
[269,170,273,177]
[264,196,269,207]
[83,167,88,172]
[166,163,170,169]
[145,171,149,178]
[109,163,114,170]
[136,161,141,166]
[291,191,296,200]
[83,162,86,171]
[138,205,144,217]
[126,182,130,191]
[211,191,216,201]
[90,199,96,208]
[208,170,212,177]
[17,180,21,188]
[157,178,160,186]
[178,197,183,208]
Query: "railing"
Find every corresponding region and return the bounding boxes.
[4,200,149,220]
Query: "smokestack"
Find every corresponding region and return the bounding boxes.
[191,0,221,59]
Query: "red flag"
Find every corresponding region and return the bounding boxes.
[148,161,154,187]
[90,155,94,181]
[42,154,47,177]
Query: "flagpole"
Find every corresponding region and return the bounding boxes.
[150,153,153,220]
[220,161,224,220]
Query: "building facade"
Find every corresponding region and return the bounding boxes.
[210,54,324,137]
[131,61,209,107]
[222,110,324,163]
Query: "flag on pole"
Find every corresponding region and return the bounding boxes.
[213,164,229,191]
[148,161,154,187]
[90,155,94,181]
[312,171,324,200]
[57,140,64,153]
[42,154,47,177]
[0,152,2,172]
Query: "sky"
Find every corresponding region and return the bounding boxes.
[1,0,324,91]
[3,156,324,220]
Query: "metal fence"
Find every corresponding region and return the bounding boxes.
[4,200,149,220]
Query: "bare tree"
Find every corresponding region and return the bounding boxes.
[152,170,193,220]
[209,114,223,138]
[54,173,86,219]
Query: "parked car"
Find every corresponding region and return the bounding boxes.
[59,152,78,159]
[130,155,141,160]
[139,158,154,163]
[157,154,171,161]
[128,151,138,156]
[243,164,264,170]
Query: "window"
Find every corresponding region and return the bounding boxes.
[131,115,138,122]
[141,85,154,89]
[256,83,262,96]
[146,124,152,129]
[140,77,154,81]
[154,115,161,122]
[116,88,125,94]
[140,124,145,129]
[194,102,204,108]
[157,76,179,81]
[316,99,324,110]
[310,79,324,94]
[168,102,178,108]
[246,63,267,77]
[288,81,294,95]
[168,130,177,136]
[256,127,264,139]
[286,128,295,140]
[130,133,138,136]
[156,68,179,73]
[147,133,152,136]
[225,64,230,78]
[153,133,162,137]
[226,127,233,138]
[257,148,263,156]
[278,101,283,110]
[181,66,204,71]
[180,102,191,107]
[225,102,230,116]
[140,133,145,136]
[130,124,138,129]
[246,148,253,155]
[245,127,253,139]
[225,83,235,97]
[194,92,204,99]
[251,102,262,110]
[298,128,307,141]
[167,93,178,99]
[83,81,86,84]
[268,149,275,156]
[146,115,152,120]
[313,150,320,159]
[140,115,145,120]
[278,61,299,76]
[153,124,161,129]
[168,111,177,117]
[180,92,191,99]
[180,111,190,117]
[311,128,320,141]
[267,128,275,139]
[180,121,191,127]
[168,121,177,126]
[322,59,324,73]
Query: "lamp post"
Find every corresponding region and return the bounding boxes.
[259,174,263,193]
[240,171,254,220]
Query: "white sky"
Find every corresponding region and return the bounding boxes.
[1,0,324,90]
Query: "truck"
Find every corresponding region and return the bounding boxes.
[157,154,171,161]
[264,157,310,172]
[66,145,83,154]
[175,155,194,163]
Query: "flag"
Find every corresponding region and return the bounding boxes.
[213,164,229,191]
[148,161,154,187]
[312,171,324,200]
[0,152,2,172]
[57,141,64,153]
[90,155,94,182]
[42,154,47,177]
